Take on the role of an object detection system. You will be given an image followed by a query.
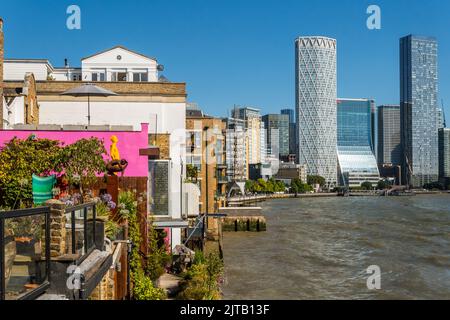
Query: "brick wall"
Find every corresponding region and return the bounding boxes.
[35,81,186,96]
[149,133,170,159]
[24,73,39,124]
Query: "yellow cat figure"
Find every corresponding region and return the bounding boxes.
[110,135,121,161]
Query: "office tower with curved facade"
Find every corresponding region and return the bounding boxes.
[295,36,337,186]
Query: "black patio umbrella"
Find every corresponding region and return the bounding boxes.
[60,83,118,125]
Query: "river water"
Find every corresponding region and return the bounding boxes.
[222,195,450,300]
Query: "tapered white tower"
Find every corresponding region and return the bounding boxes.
[295,36,337,186]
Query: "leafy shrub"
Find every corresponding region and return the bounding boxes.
[307,175,326,187]
[177,252,223,300]
[290,178,313,194]
[361,181,373,190]
[133,269,166,300]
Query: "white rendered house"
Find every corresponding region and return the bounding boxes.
[3,46,187,249]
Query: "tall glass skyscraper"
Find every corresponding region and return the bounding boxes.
[438,128,450,187]
[400,35,439,187]
[281,108,297,156]
[295,36,337,186]
[337,99,380,187]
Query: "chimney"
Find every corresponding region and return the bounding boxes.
[0,18,4,129]
[64,58,68,68]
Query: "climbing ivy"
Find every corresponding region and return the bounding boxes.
[119,191,167,300]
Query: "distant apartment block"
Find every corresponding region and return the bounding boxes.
[400,35,439,187]
[377,105,401,166]
[262,114,289,159]
[438,128,450,186]
[231,106,266,164]
[186,105,227,214]
[281,108,297,157]
[225,117,248,181]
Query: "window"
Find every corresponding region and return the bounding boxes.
[148,160,170,216]
[111,72,127,82]
[133,72,148,82]
[92,72,105,82]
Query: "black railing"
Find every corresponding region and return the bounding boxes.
[65,202,98,264]
[0,206,51,300]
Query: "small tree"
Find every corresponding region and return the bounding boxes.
[377,180,389,190]
[186,164,198,182]
[307,175,326,187]
[61,138,107,197]
[361,181,373,190]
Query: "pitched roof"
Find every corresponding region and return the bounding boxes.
[81,45,157,62]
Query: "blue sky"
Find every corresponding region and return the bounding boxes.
[2,0,449,119]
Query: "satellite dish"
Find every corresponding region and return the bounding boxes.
[157,64,164,71]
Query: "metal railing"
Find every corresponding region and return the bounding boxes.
[0,206,51,300]
[184,213,206,246]
[65,202,98,264]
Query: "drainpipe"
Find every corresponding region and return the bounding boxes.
[204,126,210,217]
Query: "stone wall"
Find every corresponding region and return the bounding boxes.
[89,271,114,300]
[45,199,67,257]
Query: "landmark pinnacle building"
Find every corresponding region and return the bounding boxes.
[295,36,337,186]
[400,35,439,187]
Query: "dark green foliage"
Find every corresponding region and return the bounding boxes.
[307,175,326,187]
[361,181,373,190]
[290,178,313,194]
[245,178,286,194]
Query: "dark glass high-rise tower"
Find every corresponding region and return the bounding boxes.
[400,35,439,187]
[281,108,296,157]
[377,105,401,166]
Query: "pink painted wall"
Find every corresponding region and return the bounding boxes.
[0,123,149,177]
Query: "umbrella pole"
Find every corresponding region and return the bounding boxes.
[87,94,91,126]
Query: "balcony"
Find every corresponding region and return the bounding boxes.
[1,201,120,300]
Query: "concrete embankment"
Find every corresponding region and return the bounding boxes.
[219,207,266,232]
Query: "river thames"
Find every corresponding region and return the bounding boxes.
[222,195,450,299]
